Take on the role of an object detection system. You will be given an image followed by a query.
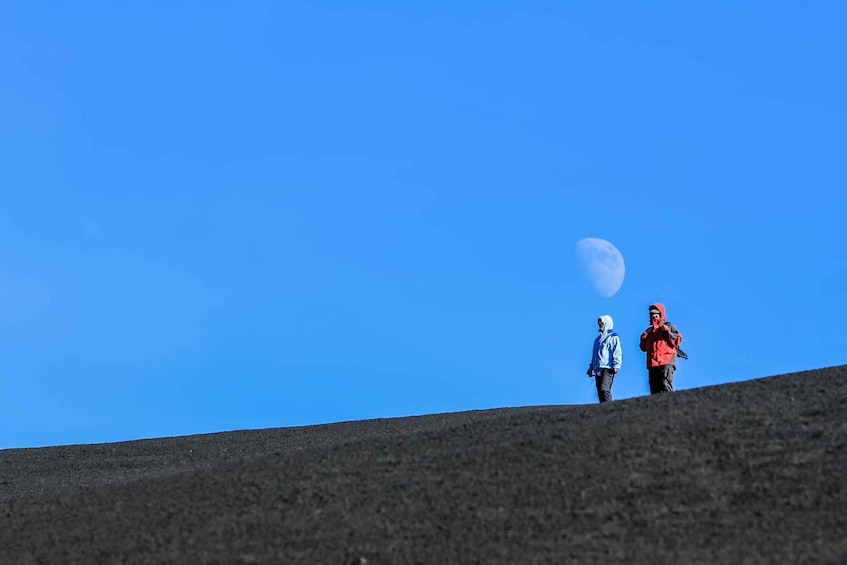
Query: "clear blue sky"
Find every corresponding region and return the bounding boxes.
[2,1,844,449]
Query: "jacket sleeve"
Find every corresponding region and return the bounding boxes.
[639,328,649,352]
[611,335,622,369]
[587,338,596,373]
[665,323,682,347]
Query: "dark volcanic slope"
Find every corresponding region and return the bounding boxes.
[1,366,845,564]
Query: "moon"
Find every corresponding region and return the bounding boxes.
[575,238,625,297]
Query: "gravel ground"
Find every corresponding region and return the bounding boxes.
[1,365,845,564]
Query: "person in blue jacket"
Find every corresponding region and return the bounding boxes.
[586,315,622,403]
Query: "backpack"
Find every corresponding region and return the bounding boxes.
[669,322,688,360]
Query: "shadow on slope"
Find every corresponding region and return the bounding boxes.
[1,365,845,564]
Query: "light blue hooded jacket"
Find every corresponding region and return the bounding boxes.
[589,315,622,375]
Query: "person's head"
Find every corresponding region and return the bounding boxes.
[649,303,666,324]
[597,315,613,332]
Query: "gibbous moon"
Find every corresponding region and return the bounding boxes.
[575,238,625,297]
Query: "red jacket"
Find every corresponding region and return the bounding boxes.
[639,303,683,368]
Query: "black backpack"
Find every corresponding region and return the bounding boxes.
[667,321,689,360]
[675,327,688,360]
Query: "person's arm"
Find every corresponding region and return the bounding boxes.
[587,336,600,377]
[611,335,622,372]
[639,328,650,352]
[663,323,681,347]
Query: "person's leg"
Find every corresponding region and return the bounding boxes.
[597,368,614,402]
[648,367,661,394]
[660,364,675,392]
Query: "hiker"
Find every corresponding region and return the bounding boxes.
[639,303,684,394]
[586,315,622,403]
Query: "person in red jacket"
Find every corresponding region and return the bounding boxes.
[639,303,683,394]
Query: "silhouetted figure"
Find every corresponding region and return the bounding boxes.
[587,315,621,403]
[639,303,684,394]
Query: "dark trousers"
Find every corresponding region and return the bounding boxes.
[648,364,675,394]
[595,368,615,403]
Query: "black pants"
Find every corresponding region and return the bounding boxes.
[648,364,675,394]
[595,368,615,403]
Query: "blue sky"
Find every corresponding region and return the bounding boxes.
[1,1,844,449]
